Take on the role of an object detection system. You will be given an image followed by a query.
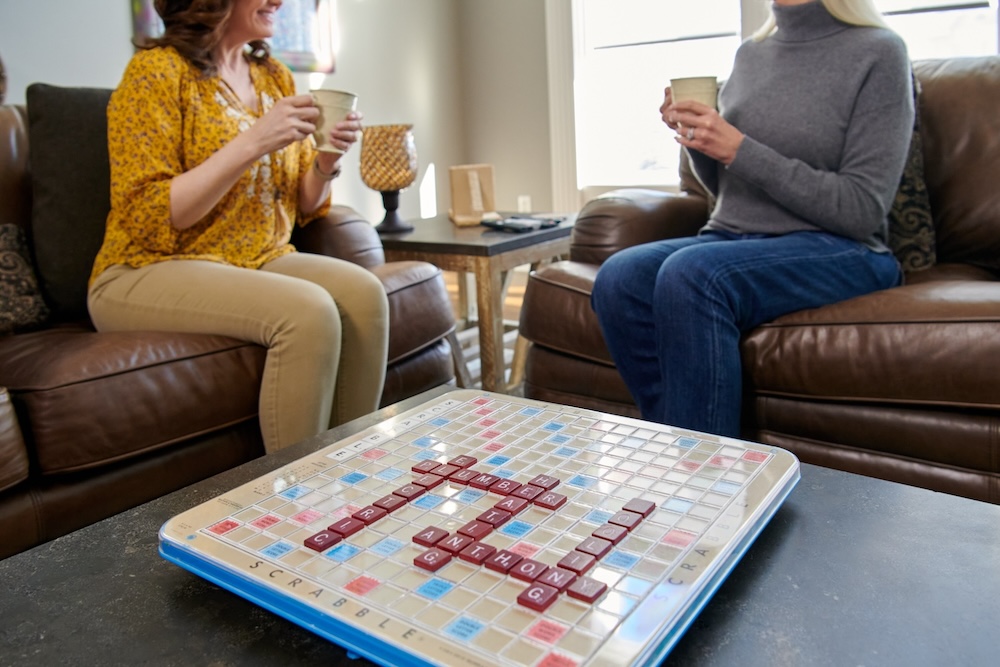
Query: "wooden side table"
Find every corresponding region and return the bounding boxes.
[379,214,573,393]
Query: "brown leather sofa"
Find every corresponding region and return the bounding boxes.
[0,84,457,560]
[519,56,1000,505]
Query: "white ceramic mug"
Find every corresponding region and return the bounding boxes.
[311,89,359,153]
[670,76,718,109]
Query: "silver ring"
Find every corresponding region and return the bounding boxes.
[686,127,695,141]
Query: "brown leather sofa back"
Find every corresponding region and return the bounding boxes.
[914,57,1000,270]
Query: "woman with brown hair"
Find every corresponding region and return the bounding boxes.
[88,0,389,452]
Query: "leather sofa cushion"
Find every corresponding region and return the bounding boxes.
[26,85,112,322]
[520,262,610,364]
[0,324,265,474]
[743,268,1000,408]
[371,261,453,364]
[0,387,29,492]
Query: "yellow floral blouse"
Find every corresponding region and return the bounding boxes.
[89,47,330,285]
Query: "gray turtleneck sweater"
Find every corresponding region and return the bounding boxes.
[688,1,913,251]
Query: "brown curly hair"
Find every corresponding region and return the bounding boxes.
[138,0,271,75]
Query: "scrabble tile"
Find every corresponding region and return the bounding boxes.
[510,558,548,582]
[328,518,365,538]
[528,474,560,490]
[458,542,497,565]
[438,533,475,554]
[490,479,522,495]
[303,530,342,552]
[537,567,577,592]
[622,499,657,517]
[557,550,596,575]
[534,491,568,510]
[511,484,545,501]
[494,496,530,515]
[392,484,426,500]
[373,494,408,513]
[414,548,452,572]
[476,508,512,527]
[485,549,523,574]
[411,460,441,474]
[608,510,643,531]
[448,455,478,468]
[458,520,494,540]
[413,526,449,547]
[517,582,560,612]
[592,523,628,545]
[575,536,613,559]
[352,506,388,525]
[566,576,608,603]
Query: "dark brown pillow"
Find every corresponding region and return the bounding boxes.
[26,84,112,322]
[0,224,50,335]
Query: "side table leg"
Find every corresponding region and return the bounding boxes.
[446,329,473,389]
[474,258,506,393]
[507,334,531,392]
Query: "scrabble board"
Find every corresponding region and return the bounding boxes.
[159,389,799,666]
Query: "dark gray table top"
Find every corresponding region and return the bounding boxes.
[378,214,574,257]
[3,387,999,666]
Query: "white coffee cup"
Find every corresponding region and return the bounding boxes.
[311,89,359,153]
[670,76,719,110]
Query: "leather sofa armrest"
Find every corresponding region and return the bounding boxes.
[0,387,30,493]
[571,188,709,265]
[292,205,386,269]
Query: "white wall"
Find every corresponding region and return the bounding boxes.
[459,0,553,213]
[0,0,511,224]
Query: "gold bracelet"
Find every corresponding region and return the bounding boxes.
[313,160,341,181]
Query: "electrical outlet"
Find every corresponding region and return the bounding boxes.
[517,195,532,213]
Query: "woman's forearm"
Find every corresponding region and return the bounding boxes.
[168,132,262,230]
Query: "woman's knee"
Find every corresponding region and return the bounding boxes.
[278,282,342,343]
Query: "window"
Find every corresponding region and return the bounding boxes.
[572,0,741,189]
[570,0,998,191]
[875,1,998,60]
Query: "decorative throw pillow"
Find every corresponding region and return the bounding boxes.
[887,78,936,273]
[0,224,50,335]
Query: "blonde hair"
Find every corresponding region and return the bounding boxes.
[752,0,889,41]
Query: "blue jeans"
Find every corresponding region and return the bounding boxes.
[591,230,901,437]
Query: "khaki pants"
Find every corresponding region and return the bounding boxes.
[88,253,389,452]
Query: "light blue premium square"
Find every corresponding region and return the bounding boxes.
[340,472,367,485]
[326,544,363,562]
[260,542,295,559]
[445,616,486,642]
[416,578,454,600]
[278,485,311,500]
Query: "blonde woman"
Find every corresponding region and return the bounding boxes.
[592,0,912,437]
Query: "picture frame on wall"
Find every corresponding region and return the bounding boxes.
[130,0,337,73]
